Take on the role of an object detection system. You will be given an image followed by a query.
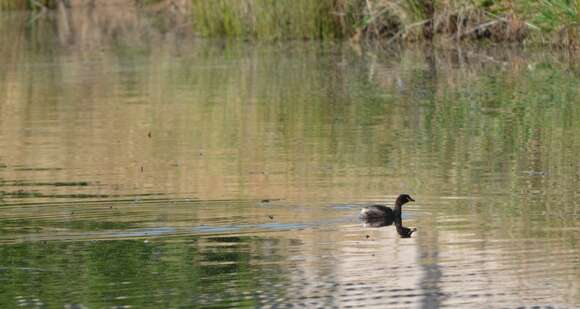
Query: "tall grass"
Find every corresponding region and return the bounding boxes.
[0,0,56,10]
[190,0,344,40]
[524,0,578,45]
[187,0,431,41]
[186,0,578,46]
[0,0,577,46]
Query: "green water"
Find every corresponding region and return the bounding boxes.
[0,11,579,308]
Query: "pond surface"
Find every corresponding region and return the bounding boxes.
[0,12,579,308]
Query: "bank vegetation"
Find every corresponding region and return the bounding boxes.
[0,0,577,47]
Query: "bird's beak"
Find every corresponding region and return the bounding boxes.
[409,197,415,202]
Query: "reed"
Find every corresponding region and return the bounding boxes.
[524,0,578,46]
[0,0,56,10]
[0,0,577,46]
[189,0,344,40]
[186,0,578,46]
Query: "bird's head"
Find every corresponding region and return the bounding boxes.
[396,194,415,206]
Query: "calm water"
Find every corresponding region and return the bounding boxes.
[0,11,579,308]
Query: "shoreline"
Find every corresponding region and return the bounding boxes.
[0,0,577,48]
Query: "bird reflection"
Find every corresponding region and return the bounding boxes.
[395,218,417,238]
[362,216,417,238]
[362,217,395,228]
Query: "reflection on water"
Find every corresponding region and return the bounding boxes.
[395,222,416,238]
[0,11,579,308]
[362,215,417,238]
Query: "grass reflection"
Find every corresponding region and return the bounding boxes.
[0,236,288,308]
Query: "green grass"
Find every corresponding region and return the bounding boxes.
[524,0,578,45]
[0,0,56,10]
[529,0,578,31]
[0,0,577,46]
[187,0,578,46]
[190,0,344,40]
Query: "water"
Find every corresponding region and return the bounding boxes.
[1,11,579,308]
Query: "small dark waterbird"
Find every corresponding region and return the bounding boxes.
[359,194,415,224]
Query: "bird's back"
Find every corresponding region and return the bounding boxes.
[360,205,394,220]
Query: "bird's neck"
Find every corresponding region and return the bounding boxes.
[393,202,403,216]
[394,207,401,215]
